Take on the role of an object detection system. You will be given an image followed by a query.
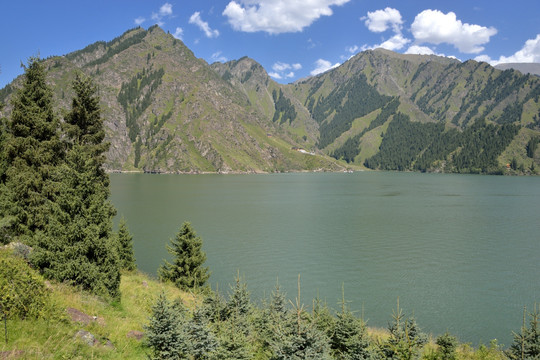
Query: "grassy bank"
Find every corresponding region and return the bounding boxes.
[0,249,512,359]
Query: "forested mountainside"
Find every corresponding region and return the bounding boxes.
[285,48,540,174]
[2,26,540,174]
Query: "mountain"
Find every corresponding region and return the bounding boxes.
[495,63,540,76]
[1,27,540,174]
[0,26,343,173]
[288,48,540,173]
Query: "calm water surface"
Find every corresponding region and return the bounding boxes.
[110,172,540,345]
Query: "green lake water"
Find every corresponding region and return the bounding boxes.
[110,172,540,345]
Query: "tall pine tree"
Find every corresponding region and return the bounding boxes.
[30,72,121,298]
[0,57,63,244]
[159,222,210,291]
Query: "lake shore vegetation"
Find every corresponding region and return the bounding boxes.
[1,245,535,359]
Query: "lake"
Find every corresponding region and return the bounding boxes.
[110,172,540,345]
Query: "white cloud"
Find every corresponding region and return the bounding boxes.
[149,2,174,26]
[364,7,403,33]
[475,34,540,65]
[377,34,410,51]
[499,34,540,64]
[211,51,228,63]
[346,45,359,54]
[474,55,492,63]
[159,3,173,16]
[360,8,410,54]
[189,12,220,38]
[173,27,184,40]
[271,62,302,79]
[310,59,340,76]
[269,72,282,79]
[223,0,351,34]
[272,62,291,72]
[134,17,145,26]
[360,34,410,52]
[272,62,302,72]
[405,45,436,55]
[410,9,497,54]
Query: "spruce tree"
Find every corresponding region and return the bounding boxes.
[226,272,251,319]
[0,57,63,243]
[381,299,427,360]
[159,222,210,291]
[0,104,11,244]
[64,72,109,186]
[185,307,218,359]
[435,332,458,360]
[30,72,120,298]
[201,289,228,323]
[144,292,186,360]
[268,276,332,360]
[507,306,540,360]
[331,289,373,360]
[215,316,253,360]
[117,217,136,271]
[257,281,289,354]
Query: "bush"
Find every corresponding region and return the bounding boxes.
[0,249,50,319]
[144,292,186,360]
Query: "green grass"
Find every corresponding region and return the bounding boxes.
[356,121,389,165]
[0,250,194,359]
[498,127,540,174]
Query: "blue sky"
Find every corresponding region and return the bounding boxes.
[1,0,539,88]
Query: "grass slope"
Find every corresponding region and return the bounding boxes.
[0,248,513,359]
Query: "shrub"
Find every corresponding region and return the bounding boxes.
[0,249,50,319]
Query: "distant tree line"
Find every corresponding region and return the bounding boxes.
[78,28,147,68]
[310,75,392,149]
[117,66,165,143]
[364,113,444,171]
[272,89,297,124]
[332,97,400,163]
[364,113,520,174]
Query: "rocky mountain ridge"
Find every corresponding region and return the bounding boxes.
[1,26,539,174]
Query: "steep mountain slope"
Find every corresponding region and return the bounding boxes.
[0,26,343,173]
[210,57,320,148]
[288,48,540,173]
